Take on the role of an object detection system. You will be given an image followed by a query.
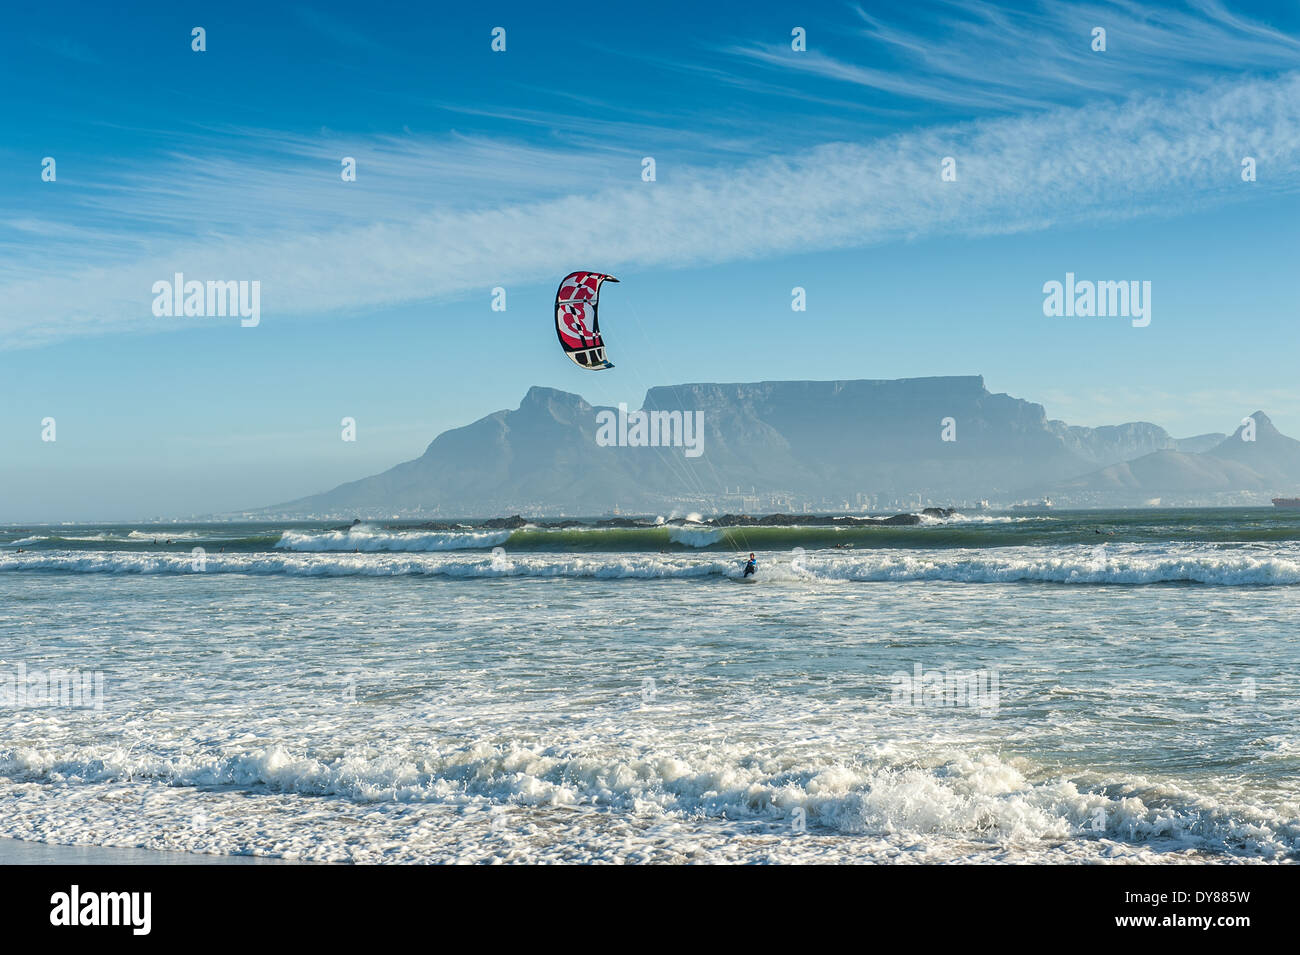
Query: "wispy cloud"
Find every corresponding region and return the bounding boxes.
[0,130,638,274]
[720,45,1056,111]
[3,70,1298,350]
[721,0,1300,111]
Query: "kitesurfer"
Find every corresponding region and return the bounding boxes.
[743,553,757,577]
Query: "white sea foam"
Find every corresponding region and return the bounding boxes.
[5,544,1300,585]
[917,513,1040,525]
[7,530,213,545]
[1,743,1293,863]
[4,543,1297,864]
[276,527,511,552]
[125,530,208,541]
[667,525,725,547]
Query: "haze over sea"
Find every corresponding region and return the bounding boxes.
[2,508,1297,863]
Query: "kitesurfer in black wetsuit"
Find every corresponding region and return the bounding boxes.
[743,553,757,577]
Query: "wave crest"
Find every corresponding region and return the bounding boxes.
[3,544,1300,584]
[276,527,511,552]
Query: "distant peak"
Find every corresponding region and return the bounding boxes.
[521,385,585,406]
[1237,411,1278,433]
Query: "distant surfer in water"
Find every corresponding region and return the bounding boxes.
[743,553,757,577]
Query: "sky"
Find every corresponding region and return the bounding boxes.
[1,0,1298,521]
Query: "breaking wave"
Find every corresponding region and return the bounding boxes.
[276,527,511,552]
[1,744,1294,859]
[5,545,1300,585]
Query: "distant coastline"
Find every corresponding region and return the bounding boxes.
[251,379,1300,522]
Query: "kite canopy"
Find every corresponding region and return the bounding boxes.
[555,271,618,370]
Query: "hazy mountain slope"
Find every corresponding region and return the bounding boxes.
[260,380,1296,517]
[1175,433,1228,454]
[1048,414,1299,499]
[1204,413,1300,482]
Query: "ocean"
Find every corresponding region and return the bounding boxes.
[2,508,1298,863]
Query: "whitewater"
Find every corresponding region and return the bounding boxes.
[1,509,1298,863]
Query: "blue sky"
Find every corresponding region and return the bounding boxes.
[2,0,1299,520]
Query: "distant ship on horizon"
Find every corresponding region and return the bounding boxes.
[1272,498,1300,508]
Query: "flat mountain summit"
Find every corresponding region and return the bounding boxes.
[260,377,1298,517]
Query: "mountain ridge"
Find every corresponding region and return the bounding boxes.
[1047,411,1300,501]
[257,378,1298,517]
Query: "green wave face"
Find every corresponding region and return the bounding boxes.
[3,508,1300,554]
[500,509,1300,551]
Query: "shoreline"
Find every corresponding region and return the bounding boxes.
[0,837,307,865]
